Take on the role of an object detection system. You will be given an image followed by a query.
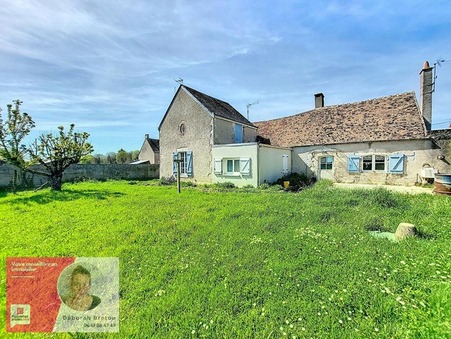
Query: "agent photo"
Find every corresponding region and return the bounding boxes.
[61,264,101,311]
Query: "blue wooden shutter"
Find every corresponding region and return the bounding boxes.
[214,158,222,174]
[240,158,251,175]
[347,156,360,173]
[234,124,243,143]
[172,152,178,176]
[388,154,404,173]
[186,151,193,176]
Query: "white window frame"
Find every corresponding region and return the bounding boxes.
[219,157,251,176]
[362,155,386,172]
[320,156,333,170]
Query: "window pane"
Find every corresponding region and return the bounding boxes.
[362,155,372,171]
[227,160,233,172]
[375,155,385,170]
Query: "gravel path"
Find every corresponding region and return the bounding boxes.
[333,183,434,195]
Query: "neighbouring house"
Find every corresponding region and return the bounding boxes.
[133,134,160,164]
[158,85,291,186]
[255,62,450,185]
[158,61,450,187]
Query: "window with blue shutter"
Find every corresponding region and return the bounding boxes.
[173,151,193,176]
[388,154,404,173]
[234,124,243,143]
[347,156,360,173]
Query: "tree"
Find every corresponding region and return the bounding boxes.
[0,100,93,191]
[116,148,129,164]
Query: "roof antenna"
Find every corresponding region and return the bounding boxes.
[174,77,183,85]
[432,59,448,92]
[246,100,259,120]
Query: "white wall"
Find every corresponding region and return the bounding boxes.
[212,143,292,187]
[212,143,258,187]
[258,145,292,184]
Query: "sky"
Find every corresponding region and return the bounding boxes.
[1,0,450,155]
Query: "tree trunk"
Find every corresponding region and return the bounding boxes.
[50,174,63,191]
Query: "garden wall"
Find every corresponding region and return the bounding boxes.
[0,163,159,189]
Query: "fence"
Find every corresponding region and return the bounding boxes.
[0,163,159,189]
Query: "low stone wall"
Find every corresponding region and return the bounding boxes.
[0,163,159,189]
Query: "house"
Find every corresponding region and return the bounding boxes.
[158,85,291,186]
[158,61,449,187]
[255,62,450,185]
[133,134,160,164]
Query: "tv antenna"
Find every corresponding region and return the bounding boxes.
[246,100,259,120]
[174,77,183,85]
[432,58,449,92]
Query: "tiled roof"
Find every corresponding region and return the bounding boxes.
[183,86,255,127]
[254,92,427,147]
[146,138,160,152]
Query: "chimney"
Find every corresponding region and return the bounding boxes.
[420,61,433,130]
[314,93,324,108]
[145,134,149,139]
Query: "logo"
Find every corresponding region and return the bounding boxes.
[10,304,31,327]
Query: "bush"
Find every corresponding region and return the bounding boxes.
[275,173,316,191]
[159,176,176,186]
[214,182,235,189]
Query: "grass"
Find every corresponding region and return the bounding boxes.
[0,180,450,338]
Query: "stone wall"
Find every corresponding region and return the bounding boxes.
[0,163,159,189]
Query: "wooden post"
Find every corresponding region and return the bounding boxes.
[177,160,181,193]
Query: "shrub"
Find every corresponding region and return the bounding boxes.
[275,173,316,191]
[159,176,176,186]
[214,182,235,189]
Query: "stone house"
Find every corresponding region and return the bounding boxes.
[135,134,160,164]
[255,62,450,185]
[158,85,291,186]
[158,61,449,187]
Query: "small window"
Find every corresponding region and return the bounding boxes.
[320,156,333,170]
[362,155,386,172]
[221,157,251,176]
[226,159,240,173]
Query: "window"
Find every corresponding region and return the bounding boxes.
[226,159,240,173]
[216,157,251,176]
[363,155,386,171]
[320,156,333,170]
[173,151,192,176]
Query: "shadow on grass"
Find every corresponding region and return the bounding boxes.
[3,189,125,205]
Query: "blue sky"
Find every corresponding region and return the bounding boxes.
[1,0,450,155]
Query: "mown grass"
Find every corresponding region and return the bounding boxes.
[0,180,450,338]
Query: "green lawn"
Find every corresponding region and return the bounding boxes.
[1,180,450,338]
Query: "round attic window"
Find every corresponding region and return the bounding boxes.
[179,122,186,135]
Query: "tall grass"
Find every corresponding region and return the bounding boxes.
[0,180,449,338]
